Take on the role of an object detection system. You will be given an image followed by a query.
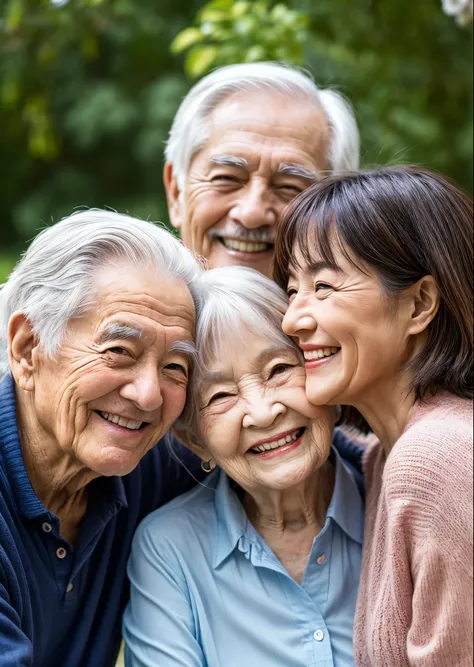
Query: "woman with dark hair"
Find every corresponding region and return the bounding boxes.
[274,166,473,666]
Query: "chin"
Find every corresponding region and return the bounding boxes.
[88,451,141,478]
[305,379,341,408]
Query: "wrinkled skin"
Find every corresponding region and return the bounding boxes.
[196,328,336,496]
[165,91,330,278]
[14,264,196,479]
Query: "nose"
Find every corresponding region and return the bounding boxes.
[282,298,317,338]
[119,365,163,413]
[230,181,276,230]
[242,393,286,429]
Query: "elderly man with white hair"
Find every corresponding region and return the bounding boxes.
[164,61,359,279]
[164,61,364,482]
[0,210,204,667]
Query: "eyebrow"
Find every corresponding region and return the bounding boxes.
[96,323,144,345]
[169,340,198,369]
[209,155,248,169]
[289,259,344,277]
[278,163,319,181]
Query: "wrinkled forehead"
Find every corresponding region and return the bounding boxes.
[86,263,196,337]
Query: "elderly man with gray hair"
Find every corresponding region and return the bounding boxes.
[164,61,364,481]
[164,61,359,279]
[0,210,204,667]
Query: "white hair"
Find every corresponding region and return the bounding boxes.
[176,265,300,443]
[165,62,360,190]
[0,209,203,378]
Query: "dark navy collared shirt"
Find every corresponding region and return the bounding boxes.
[0,374,202,667]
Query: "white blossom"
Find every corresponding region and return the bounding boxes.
[442,0,473,25]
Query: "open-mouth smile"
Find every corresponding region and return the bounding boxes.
[217,236,274,255]
[96,410,149,431]
[249,426,306,458]
[302,347,341,369]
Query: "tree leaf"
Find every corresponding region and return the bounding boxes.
[170,27,203,54]
[185,45,218,78]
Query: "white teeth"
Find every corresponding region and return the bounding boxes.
[251,429,302,453]
[303,347,340,361]
[100,412,143,430]
[222,238,269,253]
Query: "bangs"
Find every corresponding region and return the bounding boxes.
[274,178,369,289]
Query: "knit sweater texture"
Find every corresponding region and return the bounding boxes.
[354,392,473,666]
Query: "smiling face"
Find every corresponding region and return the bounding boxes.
[282,244,416,410]
[165,91,329,278]
[28,263,195,477]
[195,327,335,494]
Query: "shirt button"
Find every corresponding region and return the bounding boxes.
[42,522,52,533]
[314,629,324,641]
[316,553,326,565]
[56,547,67,559]
[66,582,73,593]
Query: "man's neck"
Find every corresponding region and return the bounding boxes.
[16,389,98,544]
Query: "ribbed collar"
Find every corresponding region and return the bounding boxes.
[0,373,47,519]
[0,373,127,521]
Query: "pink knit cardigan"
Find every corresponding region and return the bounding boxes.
[354,392,473,666]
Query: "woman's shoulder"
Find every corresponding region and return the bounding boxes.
[385,393,473,506]
[133,471,219,553]
[395,393,472,461]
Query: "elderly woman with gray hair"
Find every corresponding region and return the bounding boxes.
[123,267,364,667]
[0,210,204,667]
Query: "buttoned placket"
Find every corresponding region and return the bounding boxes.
[39,516,77,604]
[239,522,336,667]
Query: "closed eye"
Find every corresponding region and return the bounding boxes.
[315,282,332,292]
[208,391,234,403]
[276,185,302,195]
[165,363,188,376]
[212,175,239,183]
[106,347,131,357]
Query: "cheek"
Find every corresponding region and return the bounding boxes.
[188,189,232,230]
[200,412,242,459]
[162,382,188,423]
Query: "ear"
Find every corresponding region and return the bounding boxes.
[8,311,38,392]
[163,162,185,231]
[171,425,214,462]
[407,276,440,336]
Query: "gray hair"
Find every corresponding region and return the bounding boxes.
[0,209,203,378]
[165,62,360,191]
[176,266,299,444]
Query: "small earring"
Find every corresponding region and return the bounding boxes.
[201,460,213,473]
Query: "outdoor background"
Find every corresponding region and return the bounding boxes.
[0,0,472,284]
[0,2,472,665]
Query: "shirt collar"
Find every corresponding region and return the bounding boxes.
[0,373,128,521]
[211,444,364,568]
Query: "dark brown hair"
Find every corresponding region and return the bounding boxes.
[274,166,473,420]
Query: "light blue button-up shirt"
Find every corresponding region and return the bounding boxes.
[123,448,364,667]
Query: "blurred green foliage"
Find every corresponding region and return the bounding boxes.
[0,0,472,280]
[171,0,309,77]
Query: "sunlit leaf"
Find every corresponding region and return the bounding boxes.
[185,45,218,78]
[5,0,24,30]
[170,27,203,54]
